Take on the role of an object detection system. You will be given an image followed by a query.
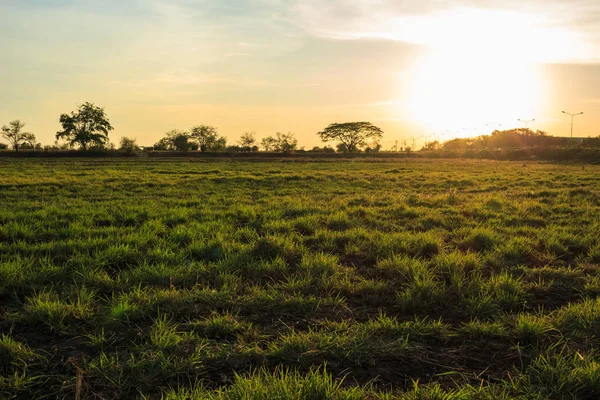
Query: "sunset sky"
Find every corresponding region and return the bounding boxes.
[1,0,599,149]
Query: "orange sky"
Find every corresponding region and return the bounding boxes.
[1,1,598,149]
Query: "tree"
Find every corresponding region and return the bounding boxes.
[22,132,37,151]
[173,134,190,151]
[261,133,298,152]
[56,102,113,150]
[261,136,276,152]
[238,132,256,151]
[274,132,298,153]
[336,143,349,153]
[119,137,139,153]
[190,125,226,152]
[310,146,335,153]
[318,122,383,153]
[153,137,170,151]
[1,120,31,152]
[154,130,190,151]
[365,140,382,153]
[422,141,441,151]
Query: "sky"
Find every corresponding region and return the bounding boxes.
[1,0,599,149]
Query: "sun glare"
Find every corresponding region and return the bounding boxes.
[405,9,554,136]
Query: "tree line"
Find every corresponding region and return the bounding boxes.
[2,102,387,154]
[423,128,600,151]
[6,102,596,155]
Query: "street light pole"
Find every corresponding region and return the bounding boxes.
[518,118,535,130]
[562,111,584,144]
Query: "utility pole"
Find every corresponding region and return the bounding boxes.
[518,118,535,130]
[562,111,584,145]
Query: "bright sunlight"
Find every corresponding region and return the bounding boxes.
[404,8,578,136]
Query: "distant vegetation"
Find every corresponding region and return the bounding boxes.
[3,103,600,160]
[436,128,594,150]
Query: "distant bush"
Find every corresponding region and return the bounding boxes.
[119,137,140,154]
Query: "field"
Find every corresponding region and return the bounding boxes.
[1,158,600,399]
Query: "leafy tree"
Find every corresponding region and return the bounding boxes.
[173,134,191,151]
[443,138,473,150]
[365,140,382,153]
[261,133,298,152]
[1,120,31,152]
[273,132,298,153]
[119,137,139,153]
[56,103,113,150]
[190,125,226,152]
[422,141,441,151]
[160,130,191,151]
[238,132,257,151]
[336,143,348,153]
[22,132,38,151]
[0,143,8,150]
[310,146,335,153]
[441,129,556,151]
[261,136,276,152]
[318,122,383,153]
[153,137,170,151]
[153,130,200,151]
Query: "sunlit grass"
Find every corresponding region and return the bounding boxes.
[0,158,599,398]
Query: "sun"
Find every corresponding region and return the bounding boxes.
[404,9,549,137]
[408,49,543,135]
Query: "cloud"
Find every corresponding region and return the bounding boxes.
[0,0,306,102]
[281,0,600,63]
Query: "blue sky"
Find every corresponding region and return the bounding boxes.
[1,0,599,147]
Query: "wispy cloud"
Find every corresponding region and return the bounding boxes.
[281,0,600,63]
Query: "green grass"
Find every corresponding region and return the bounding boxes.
[0,158,599,398]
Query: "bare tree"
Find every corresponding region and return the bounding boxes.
[1,120,31,152]
[238,132,256,150]
[22,132,37,151]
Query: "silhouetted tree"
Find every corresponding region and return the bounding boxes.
[260,136,276,151]
[318,122,383,153]
[274,132,298,152]
[119,137,139,154]
[422,141,441,151]
[190,125,226,152]
[56,103,113,150]
[336,143,348,153]
[443,138,473,150]
[173,135,190,151]
[154,130,190,151]
[310,146,336,153]
[238,132,256,151]
[365,140,382,153]
[441,129,556,151]
[1,120,31,152]
[22,132,37,151]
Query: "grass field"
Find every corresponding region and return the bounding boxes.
[1,158,600,399]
